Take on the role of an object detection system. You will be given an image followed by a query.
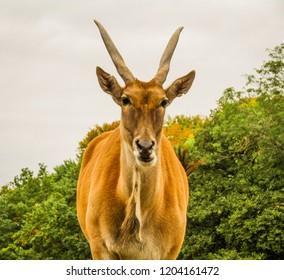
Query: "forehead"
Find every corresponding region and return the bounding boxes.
[123,80,166,107]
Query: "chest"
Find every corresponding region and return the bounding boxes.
[105,224,164,260]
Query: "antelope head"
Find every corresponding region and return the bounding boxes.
[94,20,195,167]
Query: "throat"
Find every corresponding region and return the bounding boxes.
[121,164,160,243]
[121,167,142,240]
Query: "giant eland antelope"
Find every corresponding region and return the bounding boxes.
[77,20,195,260]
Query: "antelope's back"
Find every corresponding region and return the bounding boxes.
[76,127,121,238]
[161,135,189,219]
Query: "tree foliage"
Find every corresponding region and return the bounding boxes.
[0,162,90,259]
[0,44,283,259]
[179,43,284,260]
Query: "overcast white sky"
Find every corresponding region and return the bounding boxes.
[0,0,283,186]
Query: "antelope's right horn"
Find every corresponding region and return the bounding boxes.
[94,20,135,84]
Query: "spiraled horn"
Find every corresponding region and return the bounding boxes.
[94,20,135,84]
[154,27,184,84]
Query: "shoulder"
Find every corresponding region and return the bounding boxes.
[160,133,185,172]
[161,134,175,153]
[81,127,121,168]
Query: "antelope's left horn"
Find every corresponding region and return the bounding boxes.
[154,27,184,85]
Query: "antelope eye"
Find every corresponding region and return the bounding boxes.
[121,97,131,106]
[160,98,169,108]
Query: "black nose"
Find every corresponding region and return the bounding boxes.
[136,140,155,161]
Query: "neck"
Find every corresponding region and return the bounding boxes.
[118,140,162,240]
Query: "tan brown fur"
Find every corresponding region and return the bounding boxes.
[76,21,195,260]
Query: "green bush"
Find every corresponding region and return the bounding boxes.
[179,44,284,260]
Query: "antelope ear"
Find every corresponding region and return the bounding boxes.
[166,70,195,103]
[96,66,122,103]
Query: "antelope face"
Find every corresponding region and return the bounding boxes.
[119,81,167,166]
[94,20,195,166]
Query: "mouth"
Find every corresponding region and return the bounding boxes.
[135,154,157,167]
[139,156,153,163]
